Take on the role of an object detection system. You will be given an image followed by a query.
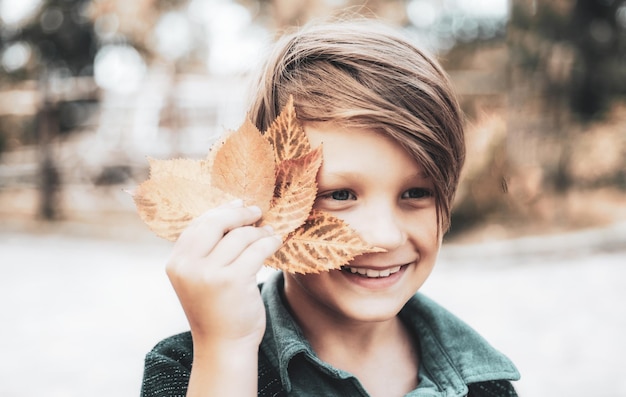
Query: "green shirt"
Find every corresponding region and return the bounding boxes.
[260,272,518,396]
[142,272,520,396]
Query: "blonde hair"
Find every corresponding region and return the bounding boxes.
[249,19,465,232]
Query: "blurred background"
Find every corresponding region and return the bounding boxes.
[0,0,625,396]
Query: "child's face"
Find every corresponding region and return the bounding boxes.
[283,123,440,324]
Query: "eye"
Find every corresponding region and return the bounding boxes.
[325,190,356,201]
[401,188,432,199]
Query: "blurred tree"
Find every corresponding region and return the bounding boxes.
[1,0,98,219]
[86,0,187,55]
[508,0,626,194]
[252,0,407,29]
[20,0,96,77]
[510,0,626,120]
[569,0,626,118]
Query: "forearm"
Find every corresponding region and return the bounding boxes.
[187,339,259,397]
[161,203,279,396]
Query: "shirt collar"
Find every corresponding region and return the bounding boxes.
[399,293,520,394]
[260,272,519,395]
[260,272,311,392]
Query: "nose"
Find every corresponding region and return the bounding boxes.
[357,205,406,251]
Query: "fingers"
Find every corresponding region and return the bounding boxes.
[163,200,279,348]
[175,200,263,259]
[168,200,282,279]
[228,232,282,275]
[208,225,279,268]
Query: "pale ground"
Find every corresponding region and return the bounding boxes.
[1,220,625,397]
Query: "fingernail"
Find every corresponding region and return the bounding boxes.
[248,205,262,215]
[262,225,274,233]
[228,199,244,207]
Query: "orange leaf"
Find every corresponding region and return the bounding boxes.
[134,174,235,241]
[148,157,212,183]
[133,100,381,275]
[264,96,311,162]
[205,128,234,168]
[260,146,322,236]
[211,119,275,213]
[265,210,385,274]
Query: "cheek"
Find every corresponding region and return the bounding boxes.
[407,210,440,245]
[285,272,328,297]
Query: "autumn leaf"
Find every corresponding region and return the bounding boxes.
[147,157,212,183]
[132,120,271,241]
[133,96,384,274]
[211,118,275,213]
[264,96,311,162]
[260,146,322,236]
[134,174,235,241]
[265,210,386,274]
[205,128,232,169]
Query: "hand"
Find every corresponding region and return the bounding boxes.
[166,199,282,349]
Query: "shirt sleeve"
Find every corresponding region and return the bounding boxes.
[141,332,194,397]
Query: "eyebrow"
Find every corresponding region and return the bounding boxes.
[408,171,430,179]
[319,170,430,182]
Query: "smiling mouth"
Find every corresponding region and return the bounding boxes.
[341,265,403,278]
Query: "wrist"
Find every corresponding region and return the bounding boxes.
[193,336,259,365]
[192,327,262,351]
[188,337,259,397]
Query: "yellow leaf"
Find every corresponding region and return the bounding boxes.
[205,128,234,168]
[148,157,212,183]
[211,118,275,213]
[261,146,322,236]
[264,96,311,162]
[265,210,386,274]
[134,174,235,241]
[133,100,382,274]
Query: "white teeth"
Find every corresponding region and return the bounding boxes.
[345,265,403,278]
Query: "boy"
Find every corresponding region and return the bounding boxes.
[141,19,519,397]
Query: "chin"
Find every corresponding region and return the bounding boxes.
[338,295,413,323]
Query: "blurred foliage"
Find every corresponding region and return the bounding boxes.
[0,0,624,233]
[0,0,98,219]
[510,0,626,120]
[1,0,96,82]
[448,0,626,237]
[0,0,99,142]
